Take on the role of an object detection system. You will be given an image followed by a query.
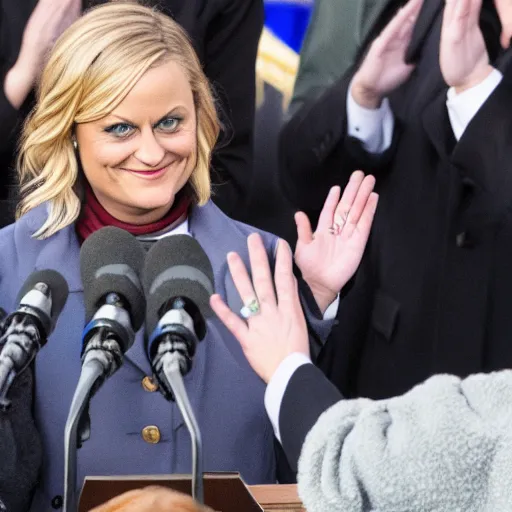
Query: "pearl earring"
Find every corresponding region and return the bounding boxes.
[72,138,78,150]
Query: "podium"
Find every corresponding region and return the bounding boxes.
[79,474,305,512]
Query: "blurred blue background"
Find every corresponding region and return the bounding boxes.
[264,0,313,53]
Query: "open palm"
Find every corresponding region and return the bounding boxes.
[294,172,378,313]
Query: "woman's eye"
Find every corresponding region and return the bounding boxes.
[104,123,134,138]
[158,117,180,132]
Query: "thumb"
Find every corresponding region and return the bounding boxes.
[295,212,314,245]
[501,26,512,49]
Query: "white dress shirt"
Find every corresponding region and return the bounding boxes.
[265,69,504,443]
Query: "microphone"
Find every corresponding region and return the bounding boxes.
[0,270,69,411]
[143,234,215,395]
[80,226,146,380]
[63,227,146,512]
[142,234,215,504]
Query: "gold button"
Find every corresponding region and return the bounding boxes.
[142,376,158,392]
[142,425,161,444]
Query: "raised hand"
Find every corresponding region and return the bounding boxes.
[294,172,378,314]
[5,0,82,109]
[210,234,309,384]
[494,0,512,49]
[351,0,423,109]
[440,0,494,92]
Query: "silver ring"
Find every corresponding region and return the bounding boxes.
[240,298,260,319]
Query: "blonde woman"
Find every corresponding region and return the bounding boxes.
[1,0,263,227]
[0,3,377,510]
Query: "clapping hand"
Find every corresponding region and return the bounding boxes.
[351,0,424,108]
[5,0,81,109]
[440,0,494,92]
[294,172,378,314]
[495,0,512,49]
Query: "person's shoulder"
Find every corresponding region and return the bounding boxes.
[0,205,45,245]
[196,200,279,252]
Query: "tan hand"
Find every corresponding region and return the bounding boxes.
[5,0,82,108]
[210,234,309,384]
[351,0,423,108]
[440,0,494,92]
[294,172,378,314]
[494,0,512,49]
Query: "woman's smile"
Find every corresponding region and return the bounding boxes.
[120,165,170,179]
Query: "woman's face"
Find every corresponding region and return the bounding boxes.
[75,60,197,224]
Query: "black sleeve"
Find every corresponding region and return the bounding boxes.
[278,71,400,223]
[205,0,264,219]
[0,7,23,152]
[279,363,342,472]
[0,88,20,151]
[0,367,42,512]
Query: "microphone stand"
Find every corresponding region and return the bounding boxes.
[63,332,124,512]
[63,356,103,512]
[162,352,204,504]
[148,304,205,505]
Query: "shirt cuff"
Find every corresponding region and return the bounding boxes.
[323,294,340,320]
[264,353,312,443]
[346,85,394,154]
[446,68,503,140]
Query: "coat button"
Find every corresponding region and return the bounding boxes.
[51,495,63,509]
[142,376,158,392]
[142,425,161,444]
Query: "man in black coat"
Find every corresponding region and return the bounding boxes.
[0,0,263,225]
[279,0,512,400]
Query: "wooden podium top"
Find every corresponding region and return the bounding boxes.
[80,475,304,512]
[249,484,304,512]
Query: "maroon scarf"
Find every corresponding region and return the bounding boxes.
[76,186,190,243]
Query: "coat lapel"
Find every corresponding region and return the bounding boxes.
[421,89,456,162]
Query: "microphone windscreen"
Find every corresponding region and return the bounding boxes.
[142,235,214,336]
[16,269,70,331]
[80,227,146,330]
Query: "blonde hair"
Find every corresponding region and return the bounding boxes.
[17,1,219,239]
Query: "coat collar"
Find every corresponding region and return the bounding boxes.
[16,204,83,293]
[16,200,245,380]
[17,199,232,292]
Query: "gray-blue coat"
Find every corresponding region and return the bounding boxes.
[0,200,333,511]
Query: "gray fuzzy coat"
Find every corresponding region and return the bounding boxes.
[298,371,512,511]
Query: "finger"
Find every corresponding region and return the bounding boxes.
[444,0,459,23]
[210,294,249,344]
[295,212,314,245]
[398,11,420,42]
[344,175,377,232]
[442,0,466,41]
[247,233,277,310]
[377,0,423,47]
[356,192,380,244]
[502,25,512,49]
[274,239,299,310]
[466,0,482,26]
[227,251,258,307]
[333,171,365,230]
[316,186,341,231]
